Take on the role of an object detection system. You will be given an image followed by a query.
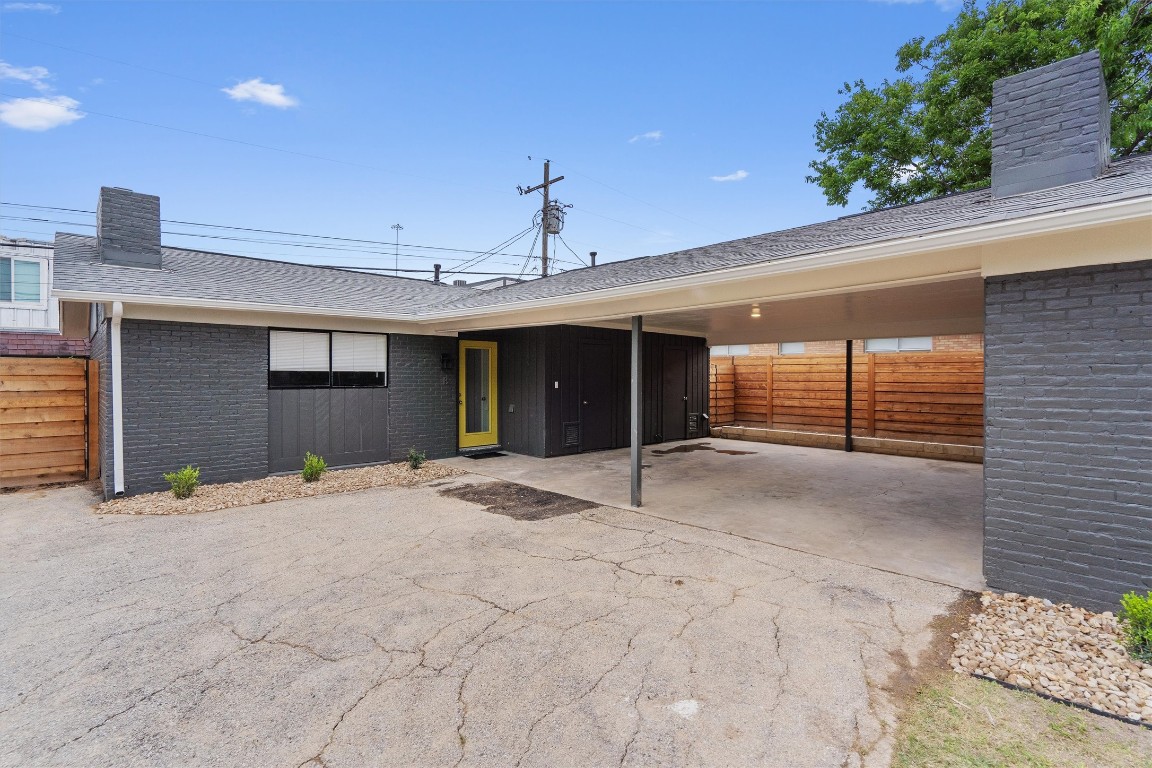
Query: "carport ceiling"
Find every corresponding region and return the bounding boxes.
[637,275,984,345]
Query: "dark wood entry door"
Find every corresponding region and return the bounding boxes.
[662,348,688,441]
[579,341,615,451]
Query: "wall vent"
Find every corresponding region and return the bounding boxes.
[563,422,580,449]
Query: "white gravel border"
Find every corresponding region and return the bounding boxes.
[98,461,467,516]
[952,591,1152,724]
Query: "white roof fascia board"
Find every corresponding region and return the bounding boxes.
[51,290,421,323]
[110,302,450,335]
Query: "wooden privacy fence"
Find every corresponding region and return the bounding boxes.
[0,357,99,488]
[709,352,983,446]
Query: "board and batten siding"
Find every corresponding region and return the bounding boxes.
[460,327,549,456]
[268,388,389,472]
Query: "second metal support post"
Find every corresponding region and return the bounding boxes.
[631,315,643,507]
[845,339,854,452]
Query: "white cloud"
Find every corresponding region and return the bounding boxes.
[0,61,53,92]
[0,60,82,130]
[628,130,662,144]
[710,170,749,182]
[0,95,83,130]
[222,78,299,109]
[2,2,61,12]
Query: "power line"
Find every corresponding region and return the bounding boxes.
[0,203,544,259]
[556,234,588,267]
[442,225,535,278]
[0,214,587,275]
[7,34,720,244]
[2,32,219,87]
[553,161,725,236]
[518,223,543,280]
[0,92,507,196]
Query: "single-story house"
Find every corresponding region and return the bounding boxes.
[47,51,1150,611]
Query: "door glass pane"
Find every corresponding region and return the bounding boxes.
[465,347,490,434]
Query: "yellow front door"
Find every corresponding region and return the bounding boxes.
[458,340,498,448]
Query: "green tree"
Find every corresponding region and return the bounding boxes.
[807,0,1152,210]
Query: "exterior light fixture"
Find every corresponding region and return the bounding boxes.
[751,304,761,319]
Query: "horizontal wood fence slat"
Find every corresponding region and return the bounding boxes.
[0,357,97,488]
[710,352,983,447]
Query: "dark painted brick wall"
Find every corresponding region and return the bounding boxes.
[387,334,458,461]
[119,320,268,494]
[984,259,1152,611]
[91,312,114,499]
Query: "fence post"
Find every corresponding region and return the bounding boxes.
[844,341,854,452]
[87,359,100,480]
[763,357,773,429]
[866,353,876,437]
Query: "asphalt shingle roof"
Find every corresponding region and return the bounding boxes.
[53,153,1152,318]
[52,236,476,316]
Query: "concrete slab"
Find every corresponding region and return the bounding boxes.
[1,480,961,767]
[443,438,984,591]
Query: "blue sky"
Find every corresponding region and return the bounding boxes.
[0,1,961,280]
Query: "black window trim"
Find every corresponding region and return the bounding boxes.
[268,328,390,389]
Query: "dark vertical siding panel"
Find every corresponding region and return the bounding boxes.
[464,325,705,457]
[459,327,548,457]
[268,386,393,472]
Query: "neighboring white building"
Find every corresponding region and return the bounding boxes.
[0,236,90,356]
[0,238,57,332]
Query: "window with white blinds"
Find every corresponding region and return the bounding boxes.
[332,332,387,387]
[268,330,388,388]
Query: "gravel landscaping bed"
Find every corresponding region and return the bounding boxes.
[952,591,1152,724]
[97,462,467,516]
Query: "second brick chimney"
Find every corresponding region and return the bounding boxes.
[97,186,162,269]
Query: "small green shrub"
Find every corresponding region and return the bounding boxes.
[302,452,327,483]
[407,447,427,470]
[1119,591,1152,662]
[163,465,200,500]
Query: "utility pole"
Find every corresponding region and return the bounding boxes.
[391,223,403,276]
[518,160,564,277]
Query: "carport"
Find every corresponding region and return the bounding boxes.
[443,436,984,589]
[428,143,1148,604]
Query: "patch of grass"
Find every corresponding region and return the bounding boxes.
[893,674,1152,768]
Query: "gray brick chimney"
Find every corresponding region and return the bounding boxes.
[990,50,1110,198]
[97,187,162,269]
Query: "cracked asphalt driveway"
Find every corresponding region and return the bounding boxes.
[1,477,961,767]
